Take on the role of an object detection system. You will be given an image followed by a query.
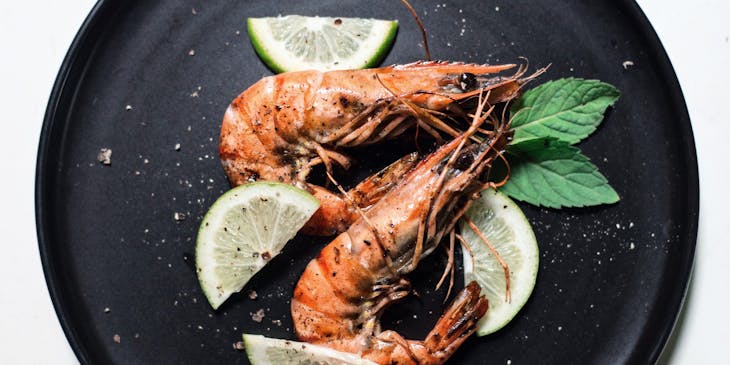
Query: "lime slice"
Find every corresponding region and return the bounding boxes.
[247,15,398,73]
[196,182,320,309]
[243,334,377,365]
[459,188,539,336]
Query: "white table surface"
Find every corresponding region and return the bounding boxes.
[1,0,728,364]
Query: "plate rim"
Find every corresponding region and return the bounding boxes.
[620,1,698,361]
[34,0,699,364]
[35,1,123,363]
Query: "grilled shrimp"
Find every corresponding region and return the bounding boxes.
[290,100,511,364]
[220,61,532,235]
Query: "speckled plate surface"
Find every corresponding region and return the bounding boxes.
[36,0,697,364]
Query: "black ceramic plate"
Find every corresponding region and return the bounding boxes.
[36,0,697,364]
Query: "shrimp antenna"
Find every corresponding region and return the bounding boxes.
[411,91,492,271]
[435,230,456,302]
[480,146,511,190]
[400,0,431,61]
[464,216,512,303]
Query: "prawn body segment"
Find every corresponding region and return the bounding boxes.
[291,122,510,364]
[220,61,529,235]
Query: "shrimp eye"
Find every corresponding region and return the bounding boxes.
[459,73,477,91]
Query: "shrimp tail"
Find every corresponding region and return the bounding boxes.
[422,281,488,359]
[368,281,488,364]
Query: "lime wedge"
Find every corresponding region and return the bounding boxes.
[459,189,539,336]
[247,15,398,73]
[242,334,377,365]
[196,182,319,309]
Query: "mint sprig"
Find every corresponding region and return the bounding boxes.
[502,78,620,208]
[510,78,620,145]
[501,138,619,208]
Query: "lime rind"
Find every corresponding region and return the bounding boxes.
[196,182,319,309]
[243,334,378,365]
[459,189,539,336]
[247,15,398,73]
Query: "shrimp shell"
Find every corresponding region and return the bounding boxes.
[220,61,534,235]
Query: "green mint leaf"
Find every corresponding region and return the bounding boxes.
[502,138,620,208]
[510,78,620,145]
